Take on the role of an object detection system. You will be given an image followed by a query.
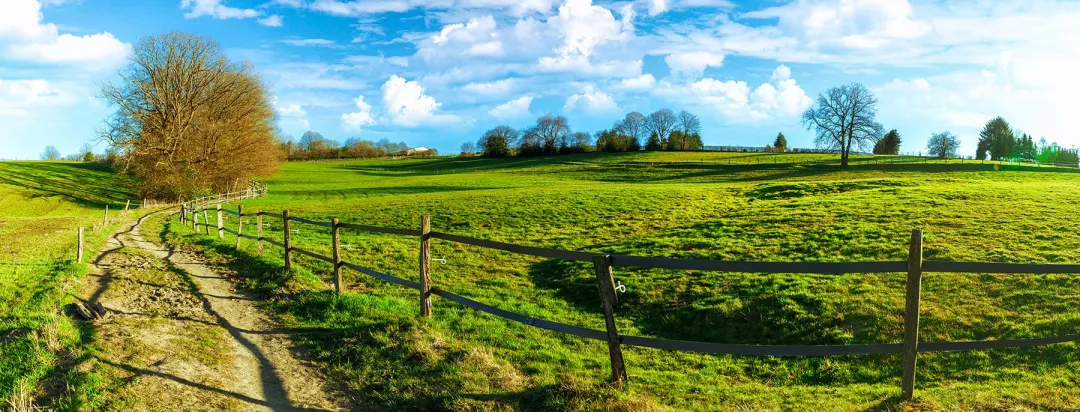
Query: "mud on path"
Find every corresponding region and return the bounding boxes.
[67,212,345,411]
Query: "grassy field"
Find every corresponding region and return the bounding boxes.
[151,151,1080,410]
[0,162,136,406]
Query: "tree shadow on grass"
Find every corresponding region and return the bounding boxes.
[0,162,135,209]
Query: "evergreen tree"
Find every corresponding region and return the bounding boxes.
[874,129,901,155]
[645,132,662,151]
[773,133,787,152]
[977,117,1013,160]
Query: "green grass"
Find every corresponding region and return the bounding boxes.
[152,151,1080,410]
[0,161,136,406]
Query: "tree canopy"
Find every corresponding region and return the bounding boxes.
[100,32,280,199]
[873,129,901,155]
[801,83,884,166]
[773,133,787,152]
[976,117,1013,160]
[927,131,960,159]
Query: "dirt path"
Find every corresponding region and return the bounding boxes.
[71,212,344,411]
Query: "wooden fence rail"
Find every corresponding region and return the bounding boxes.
[177,202,1080,401]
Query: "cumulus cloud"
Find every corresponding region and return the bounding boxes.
[648,0,668,16]
[180,0,259,19]
[664,52,724,80]
[658,65,810,122]
[0,79,67,117]
[462,78,517,100]
[258,15,284,27]
[613,73,656,91]
[310,0,554,17]
[489,96,533,120]
[341,96,376,130]
[564,85,619,114]
[382,75,453,126]
[743,0,930,49]
[0,0,130,68]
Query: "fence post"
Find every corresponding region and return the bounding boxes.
[217,204,224,239]
[236,205,244,249]
[103,205,109,226]
[192,208,198,231]
[124,200,130,215]
[203,209,211,235]
[901,229,924,400]
[332,218,342,295]
[419,215,432,318]
[283,210,292,271]
[181,205,186,224]
[77,227,84,263]
[592,255,627,385]
[257,210,264,255]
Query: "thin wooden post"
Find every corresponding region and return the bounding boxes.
[203,209,211,235]
[592,255,627,385]
[77,227,84,263]
[419,215,432,317]
[123,200,130,214]
[283,210,292,271]
[181,205,186,224]
[103,205,109,226]
[192,208,198,231]
[332,218,342,295]
[216,204,224,239]
[235,205,244,249]
[256,210,264,255]
[901,229,924,400]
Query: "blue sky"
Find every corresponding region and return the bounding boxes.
[2,0,1078,159]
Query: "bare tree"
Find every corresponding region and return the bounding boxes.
[41,146,61,161]
[646,109,677,149]
[927,131,960,159]
[677,110,701,136]
[480,125,518,157]
[525,114,570,155]
[100,32,280,199]
[801,83,884,166]
[459,142,476,155]
[614,111,647,149]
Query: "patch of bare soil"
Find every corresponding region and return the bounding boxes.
[61,213,345,411]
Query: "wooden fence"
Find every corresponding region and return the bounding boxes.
[177,204,1080,401]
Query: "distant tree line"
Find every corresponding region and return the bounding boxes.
[468,109,703,158]
[41,143,121,164]
[281,131,437,160]
[974,116,1076,165]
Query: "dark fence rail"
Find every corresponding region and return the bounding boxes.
[176,204,1080,401]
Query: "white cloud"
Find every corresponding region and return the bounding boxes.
[271,0,305,7]
[462,78,517,100]
[489,96,533,120]
[564,85,619,114]
[743,0,930,49]
[341,95,376,130]
[382,75,447,127]
[310,0,554,17]
[613,73,656,91]
[0,0,130,68]
[664,52,724,80]
[271,95,307,117]
[282,38,337,46]
[657,65,810,122]
[0,79,67,117]
[648,0,668,16]
[180,0,260,19]
[549,0,634,59]
[258,15,284,27]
